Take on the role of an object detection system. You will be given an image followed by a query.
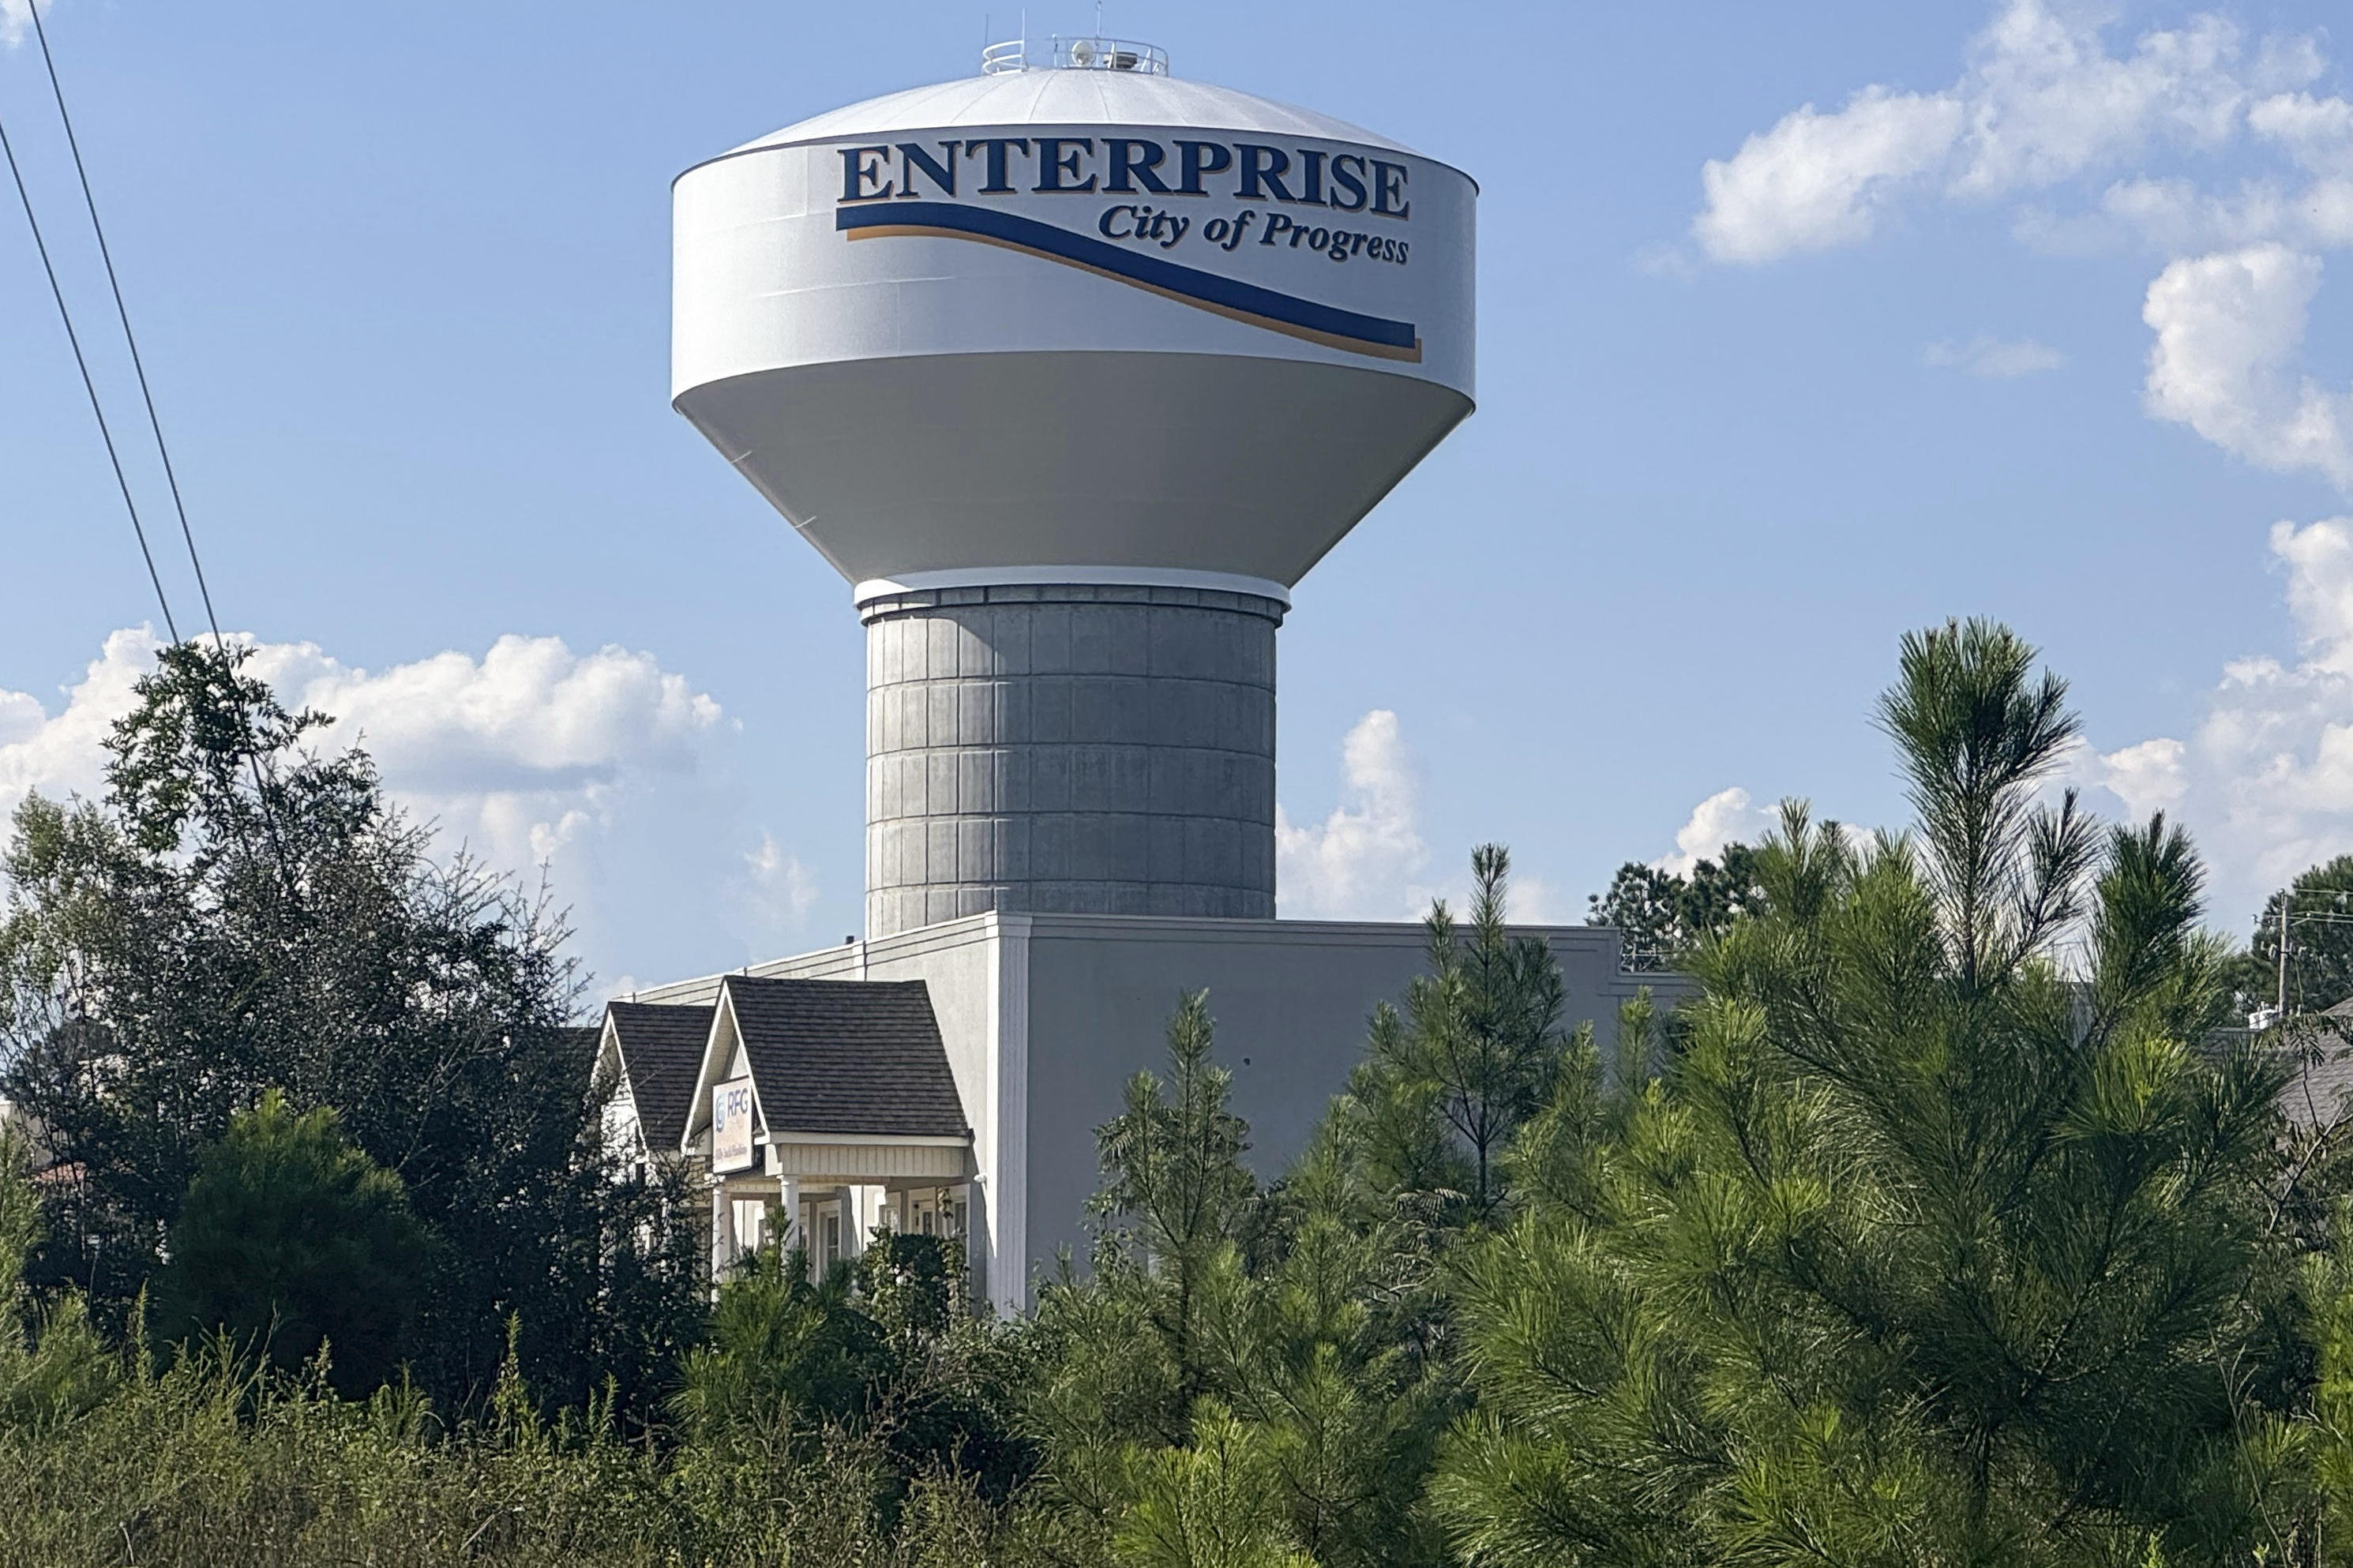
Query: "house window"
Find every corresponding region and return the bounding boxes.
[822,1212,843,1267]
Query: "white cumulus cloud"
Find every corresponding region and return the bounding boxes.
[245,631,724,872]
[1953,2,2252,195]
[0,627,147,822]
[2092,519,2353,923]
[1694,0,2314,264]
[1691,0,2353,486]
[0,628,820,987]
[0,1,51,49]
[2142,245,2353,490]
[1924,334,2067,377]
[1695,88,1965,264]
[735,831,822,947]
[1656,786,1774,878]
[1274,711,1571,924]
[1276,709,1430,921]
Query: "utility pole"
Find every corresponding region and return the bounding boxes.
[2280,895,2291,1015]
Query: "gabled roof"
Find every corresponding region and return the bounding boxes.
[605,1001,715,1153]
[722,976,969,1140]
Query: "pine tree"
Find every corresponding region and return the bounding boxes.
[1090,991,1259,1397]
[1438,620,2298,1568]
[1041,990,1462,1568]
[154,1090,434,1396]
[1357,846,1565,1222]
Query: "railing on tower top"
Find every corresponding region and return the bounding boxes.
[980,36,1170,76]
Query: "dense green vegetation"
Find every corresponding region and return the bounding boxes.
[0,643,702,1419]
[1586,842,1763,970]
[152,1089,434,1396]
[7,621,2353,1564]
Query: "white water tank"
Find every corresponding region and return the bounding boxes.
[673,39,1477,934]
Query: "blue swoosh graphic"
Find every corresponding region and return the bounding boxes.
[836,201,1420,362]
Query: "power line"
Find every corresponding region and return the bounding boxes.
[7,16,297,893]
[28,0,225,648]
[0,89,179,642]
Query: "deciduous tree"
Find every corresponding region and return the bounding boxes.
[0,643,696,1414]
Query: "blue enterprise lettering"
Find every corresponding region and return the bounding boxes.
[837,201,1420,362]
[837,137,1414,220]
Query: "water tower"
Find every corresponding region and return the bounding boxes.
[672,36,1477,937]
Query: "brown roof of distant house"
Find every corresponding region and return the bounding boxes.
[606,1001,715,1153]
[721,976,969,1140]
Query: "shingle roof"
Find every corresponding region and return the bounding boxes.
[606,1001,715,1153]
[722,976,969,1140]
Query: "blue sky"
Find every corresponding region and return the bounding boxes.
[4,0,2352,992]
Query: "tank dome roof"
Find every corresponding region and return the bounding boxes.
[719,68,1420,160]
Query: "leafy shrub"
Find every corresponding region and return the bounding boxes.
[153,1090,433,1397]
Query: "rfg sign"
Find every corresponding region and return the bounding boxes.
[711,1077,757,1173]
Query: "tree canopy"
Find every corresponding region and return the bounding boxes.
[2242,854,2353,1017]
[1586,842,1765,970]
[0,642,698,1414]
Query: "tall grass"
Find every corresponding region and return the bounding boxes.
[0,1307,1074,1567]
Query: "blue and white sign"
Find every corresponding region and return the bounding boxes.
[711,1077,756,1174]
[828,134,1428,362]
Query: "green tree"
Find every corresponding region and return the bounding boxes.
[0,1132,116,1434]
[672,1228,1028,1521]
[671,1240,880,1454]
[1586,843,1764,970]
[1037,981,1469,1568]
[1188,1108,1460,1568]
[1090,991,1259,1397]
[153,1090,433,1396]
[2242,855,2353,1017]
[1356,846,1565,1221]
[0,642,696,1413]
[1114,1403,1315,1568]
[1438,620,2297,1568]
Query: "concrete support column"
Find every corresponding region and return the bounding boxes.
[861,583,1283,938]
[849,1184,887,1249]
[709,1183,731,1283]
